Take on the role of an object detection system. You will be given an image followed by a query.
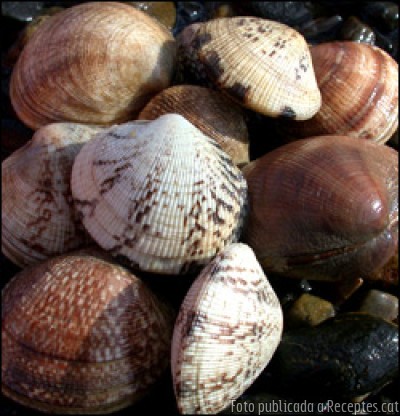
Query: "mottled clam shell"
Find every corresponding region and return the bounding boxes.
[71,114,248,275]
[171,243,283,414]
[10,2,176,130]
[243,135,398,281]
[2,253,174,414]
[2,123,103,268]
[278,42,399,144]
[176,17,321,120]
[138,85,249,166]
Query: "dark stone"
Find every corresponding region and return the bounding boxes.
[269,313,399,400]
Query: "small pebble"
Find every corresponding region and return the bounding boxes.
[332,276,364,305]
[359,290,398,322]
[285,293,336,329]
[361,2,399,33]
[129,2,176,30]
[300,15,344,43]
[1,1,44,21]
[340,16,376,45]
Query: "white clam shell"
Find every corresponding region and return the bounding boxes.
[70,114,248,274]
[2,123,103,267]
[171,243,283,414]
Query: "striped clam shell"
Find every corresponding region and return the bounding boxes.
[1,123,102,268]
[1,252,174,414]
[176,17,321,120]
[171,243,283,414]
[70,114,248,274]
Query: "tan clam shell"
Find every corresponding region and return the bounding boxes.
[10,2,176,130]
[278,42,399,144]
[171,243,283,414]
[176,17,321,120]
[138,85,249,166]
[2,122,103,268]
[2,252,174,414]
[71,114,248,275]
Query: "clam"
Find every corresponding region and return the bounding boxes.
[171,243,283,414]
[243,135,398,281]
[2,252,174,414]
[70,114,248,275]
[138,85,249,166]
[175,17,321,120]
[2,122,103,268]
[10,2,176,130]
[278,42,399,144]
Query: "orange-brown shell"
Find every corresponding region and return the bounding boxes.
[2,253,174,414]
[10,2,176,130]
[278,42,399,144]
[138,85,249,166]
[176,17,321,120]
[243,135,398,281]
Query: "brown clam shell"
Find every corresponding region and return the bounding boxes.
[2,123,103,268]
[138,85,249,166]
[243,135,398,281]
[2,253,174,414]
[176,17,321,120]
[10,2,176,130]
[278,42,399,144]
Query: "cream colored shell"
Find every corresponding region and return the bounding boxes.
[2,123,102,268]
[10,2,176,130]
[2,252,174,414]
[177,17,321,120]
[171,243,283,414]
[70,114,248,274]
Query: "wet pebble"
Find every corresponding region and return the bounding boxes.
[340,16,376,45]
[359,290,398,322]
[269,313,399,400]
[285,293,336,329]
[174,1,209,35]
[361,2,399,33]
[299,15,344,43]
[129,2,176,31]
[1,1,45,21]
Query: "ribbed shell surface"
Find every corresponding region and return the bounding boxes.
[138,85,249,166]
[10,2,176,130]
[70,114,248,274]
[177,17,321,120]
[279,42,399,143]
[2,123,102,268]
[243,135,398,281]
[1,253,173,414]
[171,243,283,414]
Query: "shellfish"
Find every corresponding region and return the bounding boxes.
[2,122,102,268]
[278,42,399,144]
[1,252,174,414]
[10,2,177,130]
[70,114,248,275]
[138,85,249,166]
[243,135,398,281]
[171,243,283,414]
[176,17,321,120]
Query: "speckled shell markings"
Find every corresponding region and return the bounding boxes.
[171,243,283,414]
[1,253,174,414]
[138,85,249,166]
[243,135,398,281]
[70,114,248,274]
[2,123,103,268]
[10,2,176,130]
[176,17,321,120]
[278,42,399,144]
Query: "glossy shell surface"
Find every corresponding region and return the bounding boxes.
[71,114,248,274]
[1,253,174,414]
[171,243,283,414]
[2,122,102,268]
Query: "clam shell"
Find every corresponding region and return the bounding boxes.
[243,135,398,281]
[1,253,174,414]
[10,2,176,129]
[176,17,321,120]
[138,85,249,166]
[2,122,102,268]
[278,42,399,144]
[171,243,283,414]
[70,114,248,274]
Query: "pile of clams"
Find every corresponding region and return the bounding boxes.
[2,1,398,415]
